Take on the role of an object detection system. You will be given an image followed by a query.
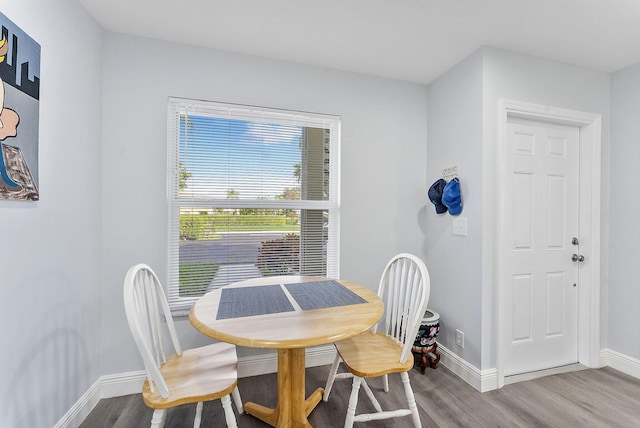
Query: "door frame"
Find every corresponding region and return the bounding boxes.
[496,99,602,388]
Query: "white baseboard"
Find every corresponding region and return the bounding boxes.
[99,370,147,398]
[305,344,338,368]
[54,345,337,428]
[52,378,101,428]
[438,344,498,392]
[237,344,335,378]
[438,347,640,393]
[600,348,640,379]
[53,371,147,428]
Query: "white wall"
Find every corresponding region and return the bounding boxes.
[100,32,429,374]
[609,63,640,359]
[0,1,103,427]
[426,50,484,367]
[481,48,611,370]
[426,47,611,373]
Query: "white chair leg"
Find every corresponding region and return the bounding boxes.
[231,386,243,414]
[360,378,383,412]
[383,373,389,392]
[344,376,362,428]
[324,352,341,402]
[221,394,238,428]
[193,402,203,428]
[150,409,166,428]
[401,371,421,428]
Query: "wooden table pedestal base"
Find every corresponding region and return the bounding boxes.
[244,348,323,428]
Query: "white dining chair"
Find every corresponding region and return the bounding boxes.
[123,263,243,428]
[323,253,431,428]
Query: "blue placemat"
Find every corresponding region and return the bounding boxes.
[285,280,367,310]
[216,284,295,320]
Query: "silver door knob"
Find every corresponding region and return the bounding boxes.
[572,254,585,263]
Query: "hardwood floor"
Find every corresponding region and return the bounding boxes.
[80,364,640,427]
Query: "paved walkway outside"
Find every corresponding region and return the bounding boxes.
[207,263,261,292]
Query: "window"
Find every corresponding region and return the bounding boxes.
[167,98,341,310]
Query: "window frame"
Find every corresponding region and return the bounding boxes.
[166,97,341,311]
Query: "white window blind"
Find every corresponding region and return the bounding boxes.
[167,98,341,310]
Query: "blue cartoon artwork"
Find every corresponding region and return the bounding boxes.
[0,12,39,201]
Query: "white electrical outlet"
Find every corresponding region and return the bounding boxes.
[455,329,465,348]
[452,217,467,236]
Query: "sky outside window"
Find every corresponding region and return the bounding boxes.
[179,114,302,200]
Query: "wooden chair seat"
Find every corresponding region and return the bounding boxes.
[335,331,414,378]
[143,342,239,409]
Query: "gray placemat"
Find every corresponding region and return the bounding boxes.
[285,280,367,310]
[216,284,295,319]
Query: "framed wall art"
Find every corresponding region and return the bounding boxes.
[0,11,40,201]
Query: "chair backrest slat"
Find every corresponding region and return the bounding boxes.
[124,264,183,398]
[376,254,431,364]
[144,269,169,364]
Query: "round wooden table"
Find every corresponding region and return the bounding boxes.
[189,275,383,428]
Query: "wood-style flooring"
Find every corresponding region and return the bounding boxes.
[79,364,640,427]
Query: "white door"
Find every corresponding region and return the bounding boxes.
[502,118,581,376]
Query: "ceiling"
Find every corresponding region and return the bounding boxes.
[79,0,640,85]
